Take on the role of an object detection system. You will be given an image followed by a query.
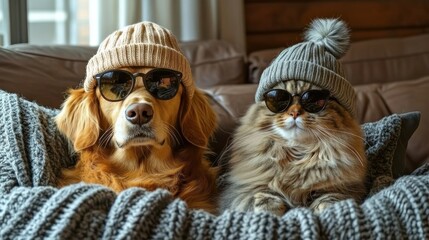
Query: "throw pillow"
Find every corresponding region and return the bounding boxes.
[362,112,421,196]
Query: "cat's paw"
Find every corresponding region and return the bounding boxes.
[253,192,287,216]
[310,201,333,214]
[310,193,347,214]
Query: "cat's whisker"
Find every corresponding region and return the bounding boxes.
[314,127,362,164]
[313,127,365,167]
[315,125,367,143]
[217,126,285,168]
[215,141,235,168]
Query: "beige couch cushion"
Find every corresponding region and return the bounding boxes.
[354,83,392,123]
[377,76,429,172]
[180,40,246,88]
[0,46,96,108]
[342,34,429,85]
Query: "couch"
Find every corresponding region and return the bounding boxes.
[1,34,427,175]
[1,34,429,239]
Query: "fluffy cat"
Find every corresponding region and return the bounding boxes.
[219,80,367,215]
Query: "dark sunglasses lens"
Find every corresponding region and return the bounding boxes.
[145,70,181,100]
[99,71,133,101]
[301,90,330,113]
[264,90,292,113]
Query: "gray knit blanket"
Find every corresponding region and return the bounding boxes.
[1,89,428,239]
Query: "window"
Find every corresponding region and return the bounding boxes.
[0,0,90,46]
[1,0,245,53]
[0,0,5,46]
[27,0,90,45]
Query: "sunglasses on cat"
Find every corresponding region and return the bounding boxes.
[264,89,331,113]
[95,68,182,102]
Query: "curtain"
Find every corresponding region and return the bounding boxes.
[87,0,246,53]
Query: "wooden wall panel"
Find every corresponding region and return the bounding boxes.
[245,0,429,53]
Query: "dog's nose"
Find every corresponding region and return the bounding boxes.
[125,103,153,125]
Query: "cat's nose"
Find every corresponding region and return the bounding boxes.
[287,105,302,119]
[289,111,301,119]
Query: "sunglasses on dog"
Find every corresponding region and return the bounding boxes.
[264,89,331,113]
[95,68,182,102]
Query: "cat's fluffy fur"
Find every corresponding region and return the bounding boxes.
[220,80,367,215]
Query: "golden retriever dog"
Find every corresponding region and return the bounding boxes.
[55,66,218,213]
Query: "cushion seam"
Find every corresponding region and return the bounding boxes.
[190,56,243,67]
[5,51,92,62]
[342,51,429,64]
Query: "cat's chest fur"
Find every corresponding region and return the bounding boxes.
[235,136,356,205]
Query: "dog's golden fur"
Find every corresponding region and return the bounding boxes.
[55,67,218,213]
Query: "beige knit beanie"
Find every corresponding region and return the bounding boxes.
[84,21,194,103]
[255,18,356,116]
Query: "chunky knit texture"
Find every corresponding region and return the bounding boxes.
[83,21,195,104]
[1,90,428,239]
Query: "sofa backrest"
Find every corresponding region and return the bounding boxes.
[342,34,429,85]
[248,33,429,86]
[0,45,96,108]
[180,40,246,88]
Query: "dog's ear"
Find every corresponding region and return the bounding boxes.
[55,88,100,151]
[179,89,217,149]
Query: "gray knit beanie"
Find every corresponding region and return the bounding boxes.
[255,18,356,116]
[84,21,195,103]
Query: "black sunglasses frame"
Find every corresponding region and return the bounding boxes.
[95,68,182,102]
[263,89,331,114]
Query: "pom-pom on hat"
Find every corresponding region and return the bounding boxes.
[83,21,194,104]
[255,18,356,116]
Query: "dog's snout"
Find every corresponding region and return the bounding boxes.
[125,103,153,125]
